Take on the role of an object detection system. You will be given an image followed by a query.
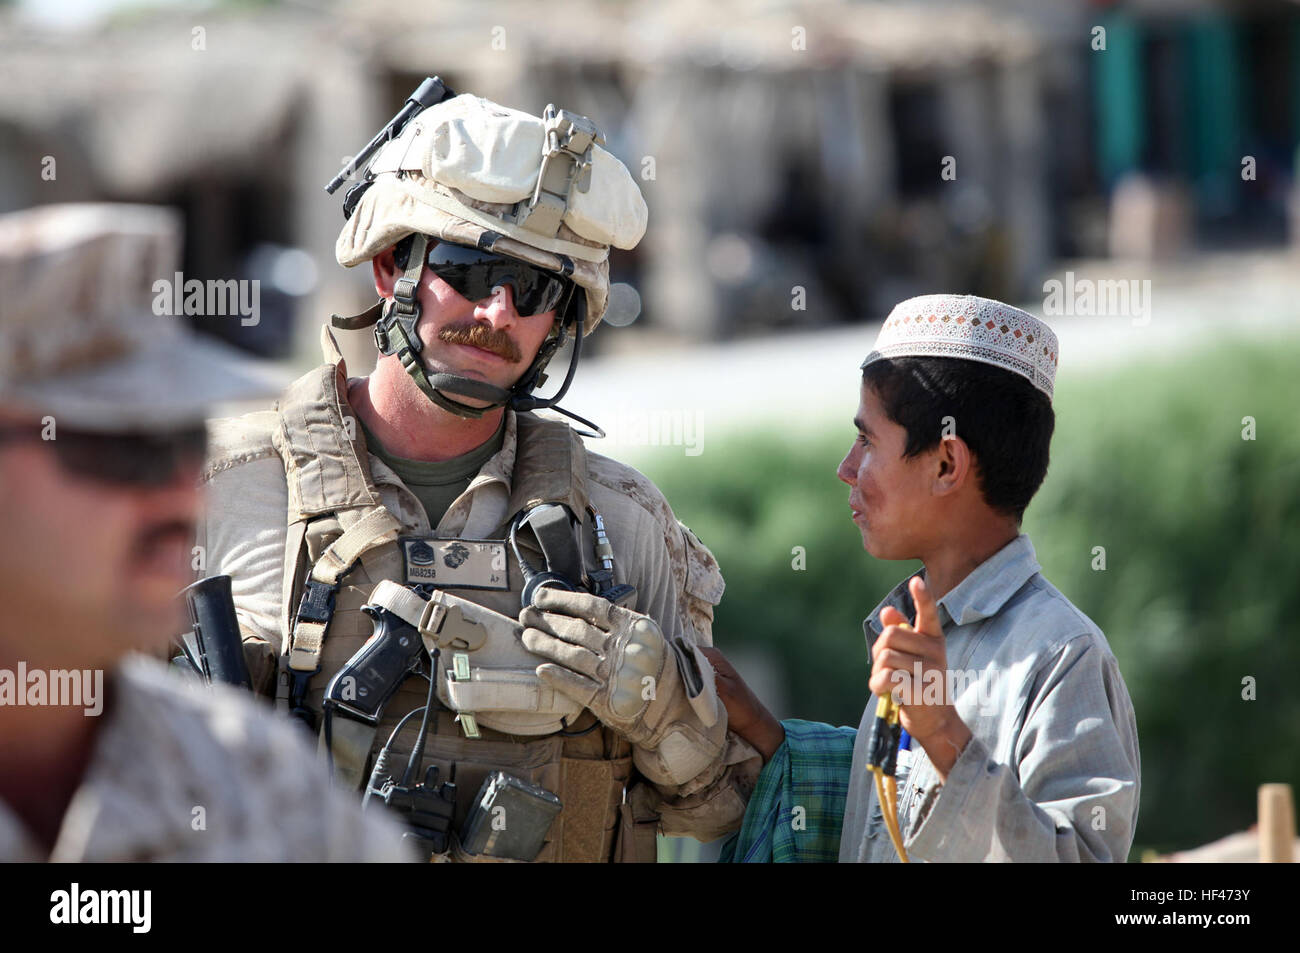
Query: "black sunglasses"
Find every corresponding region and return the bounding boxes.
[424,240,575,318]
[0,424,208,487]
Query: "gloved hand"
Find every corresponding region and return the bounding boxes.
[519,587,726,786]
[520,588,665,736]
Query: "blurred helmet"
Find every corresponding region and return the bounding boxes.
[0,203,272,431]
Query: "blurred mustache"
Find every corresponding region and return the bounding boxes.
[131,519,195,562]
[438,322,521,362]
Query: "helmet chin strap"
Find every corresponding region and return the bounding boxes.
[334,233,591,422]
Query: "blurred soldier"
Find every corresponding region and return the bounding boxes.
[200,89,758,861]
[0,203,411,861]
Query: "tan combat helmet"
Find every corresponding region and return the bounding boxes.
[328,79,648,422]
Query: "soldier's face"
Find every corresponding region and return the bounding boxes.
[374,247,558,406]
[837,382,933,561]
[0,427,200,668]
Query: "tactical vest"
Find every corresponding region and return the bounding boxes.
[266,338,658,862]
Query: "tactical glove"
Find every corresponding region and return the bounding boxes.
[520,587,725,786]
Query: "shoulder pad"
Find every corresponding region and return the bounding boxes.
[202,411,280,483]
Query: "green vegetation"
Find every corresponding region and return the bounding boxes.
[639,336,1300,859]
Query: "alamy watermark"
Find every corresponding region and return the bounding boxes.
[604,407,703,456]
[152,272,260,326]
[50,883,151,933]
[0,663,103,716]
[887,663,998,715]
[1042,271,1151,326]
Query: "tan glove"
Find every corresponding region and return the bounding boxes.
[520,587,726,786]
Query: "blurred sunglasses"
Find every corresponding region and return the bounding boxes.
[424,239,575,317]
[0,424,208,487]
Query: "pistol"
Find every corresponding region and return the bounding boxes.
[321,603,426,725]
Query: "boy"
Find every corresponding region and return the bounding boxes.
[709,294,1140,863]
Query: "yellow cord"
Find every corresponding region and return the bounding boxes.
[869,695,910,863]
[871,766,910,863]
[868,622,912,863]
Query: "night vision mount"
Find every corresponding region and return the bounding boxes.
[324,75,456,209]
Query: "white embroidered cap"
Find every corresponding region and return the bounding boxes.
[862,294,1059,399]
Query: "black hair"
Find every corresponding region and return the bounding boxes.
[860,357,1055,523]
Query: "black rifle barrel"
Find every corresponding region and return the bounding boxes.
[323,76,454,195]
[183,574,253,690]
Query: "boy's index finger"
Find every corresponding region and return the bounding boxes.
[909,575,943,638]
[879,605,908,627]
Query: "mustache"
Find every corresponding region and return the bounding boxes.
[131,519,195,562]
[438,322,521,362]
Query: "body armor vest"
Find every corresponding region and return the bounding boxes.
[266,341,657,862]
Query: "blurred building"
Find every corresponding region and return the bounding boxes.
[1,0,1296,362]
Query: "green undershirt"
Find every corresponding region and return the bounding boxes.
[359,415,506,527]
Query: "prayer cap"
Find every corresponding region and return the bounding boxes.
[862,294,1058,400]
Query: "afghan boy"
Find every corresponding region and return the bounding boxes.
[708,294,1140,863]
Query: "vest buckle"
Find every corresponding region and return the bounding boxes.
[296,578,338,625]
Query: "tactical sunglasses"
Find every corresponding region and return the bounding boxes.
[424,240,574,318]
[0,424,208,487]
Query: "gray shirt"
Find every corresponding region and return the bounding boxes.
[357,414,506,527]
[840,533,1141,862]
[0,655,413,862]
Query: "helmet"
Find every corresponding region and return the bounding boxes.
[330,91,647,422]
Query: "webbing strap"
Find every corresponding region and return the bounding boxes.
[287,506,403,672]
[393,338,510,419]
[427,373,511,403]
[278,519,309,659]
[311,506,402,586]
[329,299,384,331]
[368,579,441,634]
[390,234,426,328]
[287,617,330,673]
[371,233,428,358]
[506,414,589,518]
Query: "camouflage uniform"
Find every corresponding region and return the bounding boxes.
[0,656,412,862]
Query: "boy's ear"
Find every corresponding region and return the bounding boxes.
[933,434,973,495]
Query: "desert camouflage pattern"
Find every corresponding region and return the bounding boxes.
[197,334,760,858]
[0,656,413,862]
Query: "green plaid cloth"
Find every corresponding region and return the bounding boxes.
[719,719,857,863]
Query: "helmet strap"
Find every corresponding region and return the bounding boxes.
[510,293,584,413]
[348,233,592,421]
